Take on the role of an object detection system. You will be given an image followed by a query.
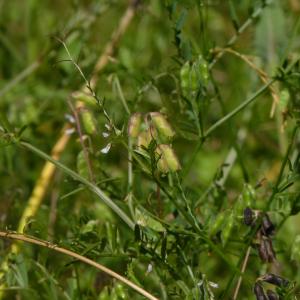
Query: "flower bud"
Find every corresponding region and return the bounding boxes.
[156,144,181,173]
[150,112,174,139]
[128,113,142,138]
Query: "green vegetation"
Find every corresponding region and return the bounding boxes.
[1,0,300,299]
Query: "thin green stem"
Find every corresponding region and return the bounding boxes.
[266,126,299,210]
[19,141,135,230]
[204,79,275,138]
[0,60,41,98]
[209,0,274,69]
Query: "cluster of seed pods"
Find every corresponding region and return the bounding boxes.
[243,208,289,299]
[128,112,180,173]
[253,273,289,300]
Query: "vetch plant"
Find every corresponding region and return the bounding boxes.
[1,1,300,299]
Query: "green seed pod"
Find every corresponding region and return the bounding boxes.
[128,113,142,138]
[150,112,174,139]
[180,61,191,96]
[279,89,290,111]
[81,109,96,134]
[221,212,234,247]
[137,129,153,149]
[156,144,181,173]
[209,211,226,237]
[196,55,209,86]
[233,195,245,217]
[76,150,89,179]
[72,91,96,107]
[190,63,198,91]
[242,184,256,207]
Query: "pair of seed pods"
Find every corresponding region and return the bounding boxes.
[243,207,275,262]
[254,273,289,300]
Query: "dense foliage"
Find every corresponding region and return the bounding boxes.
[1,0,300,299]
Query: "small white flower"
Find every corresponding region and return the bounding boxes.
[100,143,111,154]
[64,114,75,124]
[65,128,75,135]
[146,263,153,274]
[102,132,110,138]
[208,281,218,289]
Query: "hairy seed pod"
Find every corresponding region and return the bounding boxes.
[261,213,275,236]
[261,273,289,287]
[156,144,181,173]
[81,109,96,134]
[253,283,268,300]
[180,61,191,93]
[72,91,96,106]
[190,63,198,91]
[137,129,153,149]
[266,290,279,300]
[197,55,209,86]
[128,113,142,138]
[76,150,89,179]
[244,207,254,226]
[150,112,174,139]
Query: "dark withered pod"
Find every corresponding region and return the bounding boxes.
[261,213,275,236]
[256,231,276,263]
[254,282,268,300]
[266,290,279,300]
[244,207,254,226]
[265,238,276,263]
[258,237,269,262]
[261,273,289,287]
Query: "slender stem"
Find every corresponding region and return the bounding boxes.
[209,0,274,69]
[0,231,158,300]
[128,136,135,220]
[68,100,94,182]
[0,60,41,98]
[114,76,131,115]
[232,246,251,300]
[204,79,275,138]
[266,126,299,210]
[20,141,135,230]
